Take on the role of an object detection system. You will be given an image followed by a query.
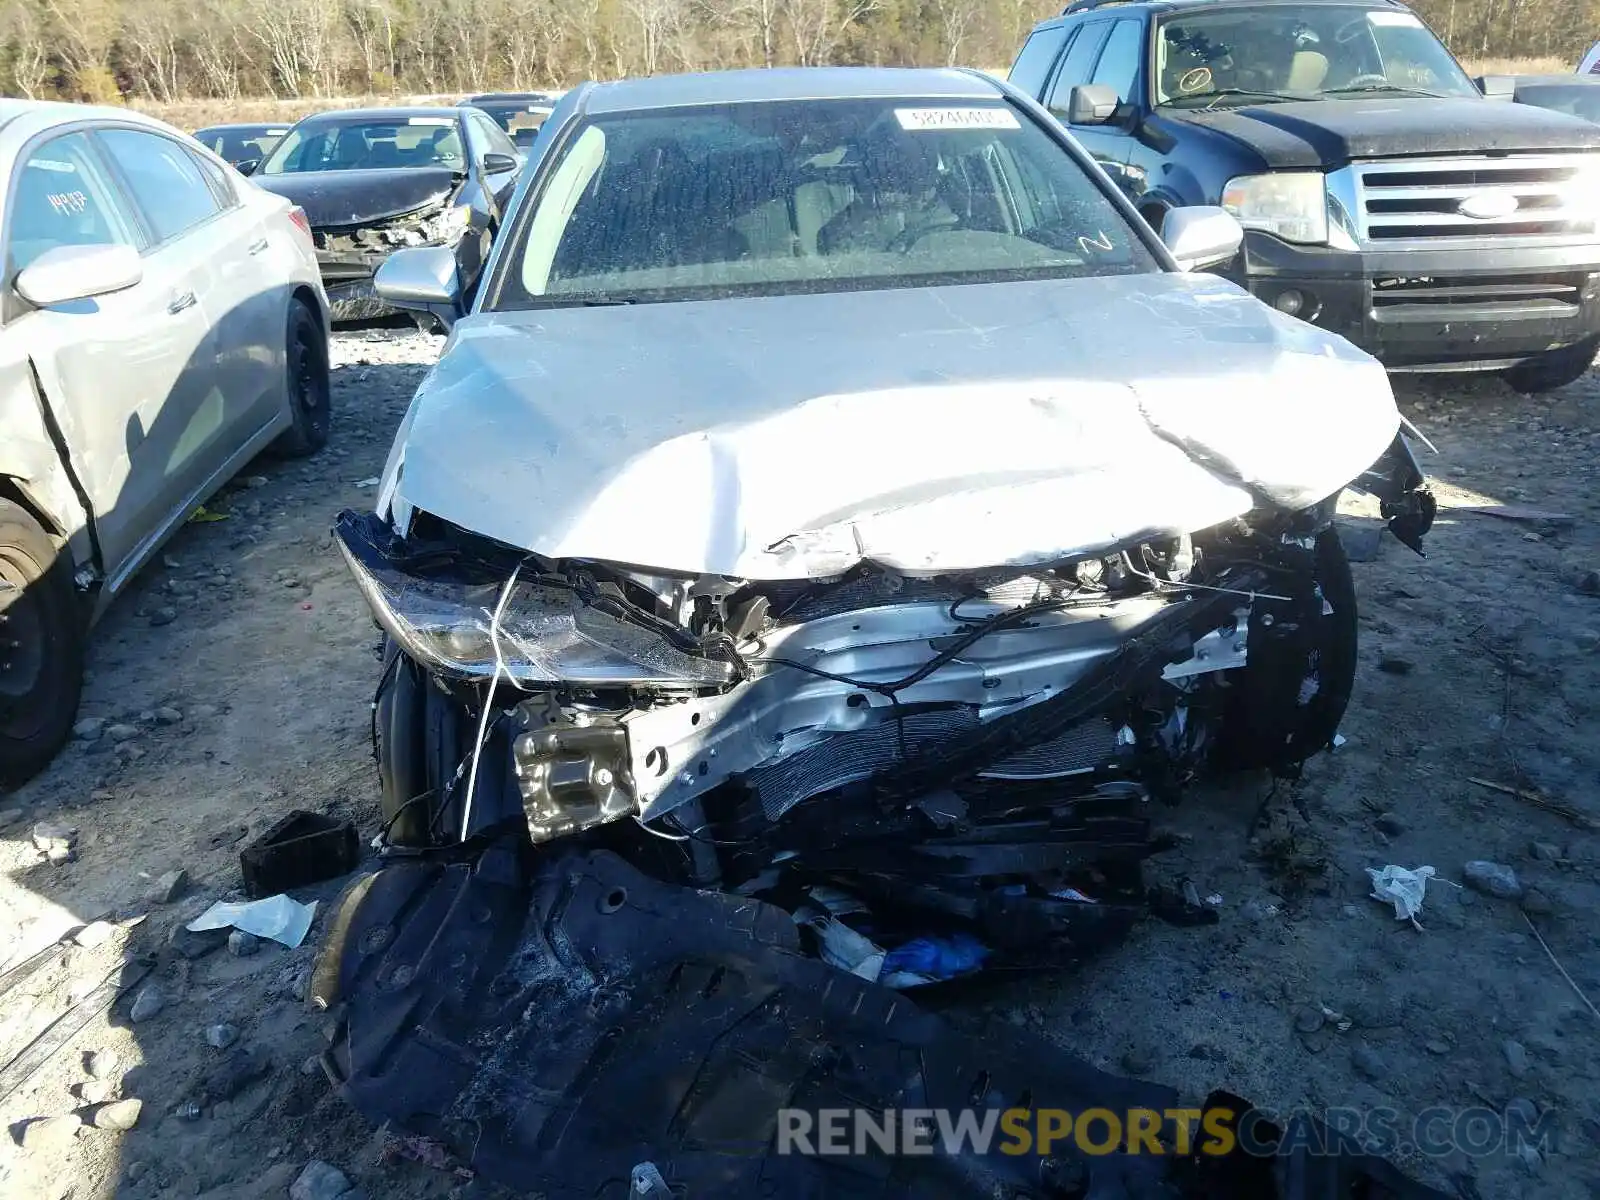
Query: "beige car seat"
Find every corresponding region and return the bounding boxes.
[1287,50,1330,92]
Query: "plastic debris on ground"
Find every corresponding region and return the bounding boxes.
[240,810,360,898]
[1052,887,1098,904]
[810,917,884,982]
[187,894,317,948]
[881,933,990,988]
[1366,864,1439,927]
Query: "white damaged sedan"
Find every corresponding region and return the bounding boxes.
[337,67,1433,960]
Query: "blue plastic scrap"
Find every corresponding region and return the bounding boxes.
[882,933,990,982]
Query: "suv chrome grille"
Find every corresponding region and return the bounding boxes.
[1330,155,1600,246]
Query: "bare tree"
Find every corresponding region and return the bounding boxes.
[0,0,1589,109]
[0,0,52,97]
[239,0,340,96]
[934,0,983,66]
[346,0,399,92]
[122,0,186,101]
[46,0,120,97]
[783,0,880,66]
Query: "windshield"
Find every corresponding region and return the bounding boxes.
[1518,85,1600,125]
[1155,5,1478,107]
[259,116,466,174]
[491,97,1155,310]
[197,127,284,164]
[472,102,552,145]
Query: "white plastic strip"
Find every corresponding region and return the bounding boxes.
[894,107,1020,131]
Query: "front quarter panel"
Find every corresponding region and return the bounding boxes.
[0,345,92,570]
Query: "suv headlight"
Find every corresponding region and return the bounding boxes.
[1222,173,1328,244]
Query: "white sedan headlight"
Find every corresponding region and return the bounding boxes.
[1222,173,1328,244]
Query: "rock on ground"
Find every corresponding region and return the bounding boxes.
[1463,860,1523,900]
[91,1098,143,1130]
[289,1159,352,1200]
[128,984,166,1023]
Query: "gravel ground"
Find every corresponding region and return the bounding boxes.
[1,327,1598,1200]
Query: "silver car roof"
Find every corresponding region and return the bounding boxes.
[0,100,195,160]
[581,66,1004,115]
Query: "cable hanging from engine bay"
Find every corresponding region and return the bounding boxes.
[462,563,523,842]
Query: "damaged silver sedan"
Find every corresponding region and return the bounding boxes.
[336,66,1434,973]
[314,67,1451,1198]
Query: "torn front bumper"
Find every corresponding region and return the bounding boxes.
[315,248,397,322]
[312,842,1457,1200]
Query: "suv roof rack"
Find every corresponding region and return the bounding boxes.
[1060,0,1132,12]
[1060,0,1405,12]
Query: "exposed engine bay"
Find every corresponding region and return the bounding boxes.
[333,431,1431,983]
[311,200,472,321]
[313,200,470,256]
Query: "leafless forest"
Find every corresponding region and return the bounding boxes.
[0,0,1593,111]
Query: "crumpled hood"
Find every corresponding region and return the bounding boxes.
[379,272,1401,579]
[252,167,458,229]
[1172,96,1600,169]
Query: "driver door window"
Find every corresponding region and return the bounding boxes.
[7,133,141,278]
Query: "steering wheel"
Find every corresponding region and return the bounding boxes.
[887,224,928,253]
[1341,73,1390,89]
[1177,67,1214,95]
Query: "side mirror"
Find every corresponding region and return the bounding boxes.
[374,245,463,330]
[1161,206,1244,272]
[482,152,520,175]
[235,157,261,176]
[16,244,143,307]
[1060,84,1121,125]
[1474,75,1515,100]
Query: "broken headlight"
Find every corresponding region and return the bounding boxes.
[421,202,472,246]
[335,516,735,687]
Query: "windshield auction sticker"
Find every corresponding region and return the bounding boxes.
[895,107,1021,131]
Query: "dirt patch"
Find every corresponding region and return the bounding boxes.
[1,332,1598,1199]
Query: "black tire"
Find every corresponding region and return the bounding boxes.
[1503,335,1598,395]
[373,639,516,846]
[0,499,83,786]
[270,299,331,458]
[374,639,455,847]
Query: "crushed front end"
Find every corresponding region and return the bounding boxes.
[334,450,1427,977]
[313,202,472,320]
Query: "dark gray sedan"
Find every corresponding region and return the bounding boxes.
[249,106,525,320]
[192,122,291,170]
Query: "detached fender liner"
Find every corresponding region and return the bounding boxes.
[314,843,1455,1200]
